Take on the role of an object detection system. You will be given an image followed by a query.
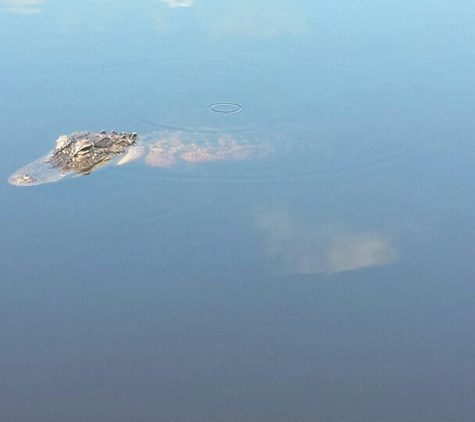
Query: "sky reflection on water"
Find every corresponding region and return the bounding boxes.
[1,1,475,421]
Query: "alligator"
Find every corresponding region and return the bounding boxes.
[8,130,270,186]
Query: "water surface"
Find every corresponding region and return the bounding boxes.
[1,1,475,421]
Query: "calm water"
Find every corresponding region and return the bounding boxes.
[2,1,475,421]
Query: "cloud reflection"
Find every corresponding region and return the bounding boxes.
[211,1,306,38]
[158,0,193,8]
[1,0,43,14]
[256,210,398,275]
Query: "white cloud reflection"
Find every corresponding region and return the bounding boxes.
[256,210,398,275]
[158,0,193,8]
[211,1,306,38]
[1,0,43,14]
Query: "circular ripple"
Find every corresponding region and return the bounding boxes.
[126,58,438,181]
[136,86,281,134]
[14,57,439,183]
[208,102,243,114]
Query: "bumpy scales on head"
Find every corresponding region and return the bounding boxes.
[8,131,139,186]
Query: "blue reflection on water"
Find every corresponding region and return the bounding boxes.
[1,1,475,421]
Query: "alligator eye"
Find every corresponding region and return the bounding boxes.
[74,142,94,155]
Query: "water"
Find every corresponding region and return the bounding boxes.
[2,1,475,421]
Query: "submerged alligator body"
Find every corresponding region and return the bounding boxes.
[8,130,269,186]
